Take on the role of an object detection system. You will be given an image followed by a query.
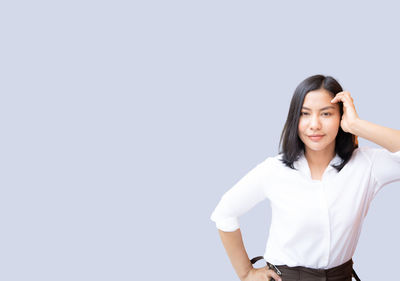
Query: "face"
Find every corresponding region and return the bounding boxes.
[298,89,341,154]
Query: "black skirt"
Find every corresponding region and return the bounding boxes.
[250,256,361,281]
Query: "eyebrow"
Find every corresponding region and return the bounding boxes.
[301,106,336,111]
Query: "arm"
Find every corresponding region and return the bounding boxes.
[218,229,282,281]
[210,158,280,280]
[350,118,400,153]
[331,91,400,152]
[218,229,253,281]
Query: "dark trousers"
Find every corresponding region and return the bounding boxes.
[250,257,361,281]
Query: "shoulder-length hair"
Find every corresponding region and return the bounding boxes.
[278,74,358,172]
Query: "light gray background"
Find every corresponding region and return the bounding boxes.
[1,1,399,280]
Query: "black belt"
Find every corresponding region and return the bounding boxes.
[250,256,361,281]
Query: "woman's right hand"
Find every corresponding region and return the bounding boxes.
[242,266,282,281]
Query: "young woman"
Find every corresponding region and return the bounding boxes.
[210,74,400,281]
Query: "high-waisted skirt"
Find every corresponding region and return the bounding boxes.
[250,256,361,281]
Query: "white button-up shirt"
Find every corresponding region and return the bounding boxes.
[210,146,400,269]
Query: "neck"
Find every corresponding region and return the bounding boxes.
[304,148,336,167]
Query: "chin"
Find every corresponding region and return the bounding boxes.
[307,146,328,152]
[304,140,334,152]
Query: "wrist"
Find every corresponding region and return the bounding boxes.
[349,118,362,135]
[240,267,254,281]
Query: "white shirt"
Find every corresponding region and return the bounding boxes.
[210,146,400,269]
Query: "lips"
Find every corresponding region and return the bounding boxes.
[308,135,324,141]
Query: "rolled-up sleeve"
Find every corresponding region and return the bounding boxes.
[366,147,400,197]
[210,157,272,232]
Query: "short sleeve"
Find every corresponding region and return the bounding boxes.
[362,147,400,196]
[209,157,273,232]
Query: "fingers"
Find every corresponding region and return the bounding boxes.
[331,92,355,108]
[266,269,282,281]
[331,91,353,103]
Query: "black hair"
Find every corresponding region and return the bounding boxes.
[278,74,358,172]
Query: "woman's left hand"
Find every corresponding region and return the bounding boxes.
[331,91,360,133]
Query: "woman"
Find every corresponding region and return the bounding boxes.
[210,74,400,281]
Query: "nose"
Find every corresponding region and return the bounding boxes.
[309,114,322,130]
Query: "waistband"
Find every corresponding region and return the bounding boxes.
[276,259,353,278]
[250,256,361,281]
[273,259,354,280]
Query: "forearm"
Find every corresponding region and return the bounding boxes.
[218,228,253,281]
[350,118,400,153]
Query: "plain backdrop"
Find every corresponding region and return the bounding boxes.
[1,1,399,280]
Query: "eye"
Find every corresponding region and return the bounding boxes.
[300,112,308,116]
[323,112,332,116]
